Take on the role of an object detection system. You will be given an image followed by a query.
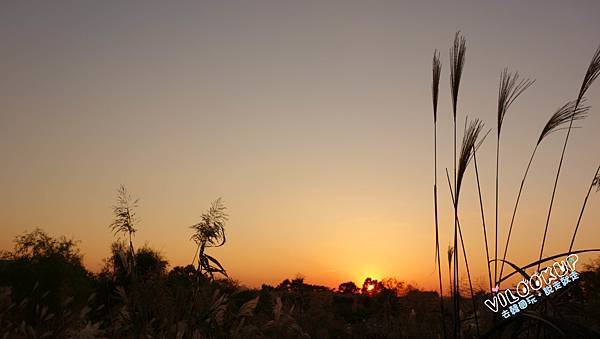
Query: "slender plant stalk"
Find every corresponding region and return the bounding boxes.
[473,147,493,293]
[494,141,499,288]
[449,31,466,338]
[191,242,201,266]
[453,114,459,339]
[431,49,447,339]
[539,46,600,270]
[452,93,459,339]
[568,164,600,253]
[497,145,536,282]
[445,168,480,339]
[538,131,573,271]
[494,69,534,286]
[447,245,454,307]
[445,118,484,338]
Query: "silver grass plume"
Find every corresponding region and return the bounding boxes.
[450,32,466,119]
[432,50,441,122]
[577,46,600,103]
[456,118,484,203]
[497,69,535,135]
[538,99,589,144]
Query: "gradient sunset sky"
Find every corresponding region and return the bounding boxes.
[1,1,600,291]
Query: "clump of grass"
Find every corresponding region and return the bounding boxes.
[431,35,600,337]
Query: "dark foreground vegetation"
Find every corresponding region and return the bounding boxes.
[1,229,600,338]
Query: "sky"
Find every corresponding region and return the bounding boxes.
[1,0,600,291]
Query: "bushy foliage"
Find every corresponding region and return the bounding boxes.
[2,229,600,337]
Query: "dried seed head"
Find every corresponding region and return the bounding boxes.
[432,50,442,122]
[456,118,485,202]
[538,99,589,145]
[497,69,534,135]
[577,45,600,103]
[447,245,454,266]
[450,32,466,118]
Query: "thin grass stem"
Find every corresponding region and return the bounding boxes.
[431,49,447,339]
[445,169,480,338]
[568,164,600,253]
[473,147,493,293]
[498,145,537,282]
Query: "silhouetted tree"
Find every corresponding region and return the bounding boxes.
[135,246,168,278]
[11,228,83,266]
[0,229,92,317]
[380,278,405,296]
[361,277,382,295]
[338,281,359,294]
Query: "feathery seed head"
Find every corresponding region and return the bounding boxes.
[450,32,466,119]
[109,185,139,237]
[432,50,442,122]
[447,245,454,266]
[456,118,485,202]
[497,69,534,135]
[190,198,228,248]
[577,45,600,103]
[538,99,589,145]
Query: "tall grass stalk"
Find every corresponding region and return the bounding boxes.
[498,100,588,281]
[431,49,447,339]
[493,69,534,286]
[445,118,484,338]
[444,171,479,338]
[538,46,600,270]
[449,31,466,338]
